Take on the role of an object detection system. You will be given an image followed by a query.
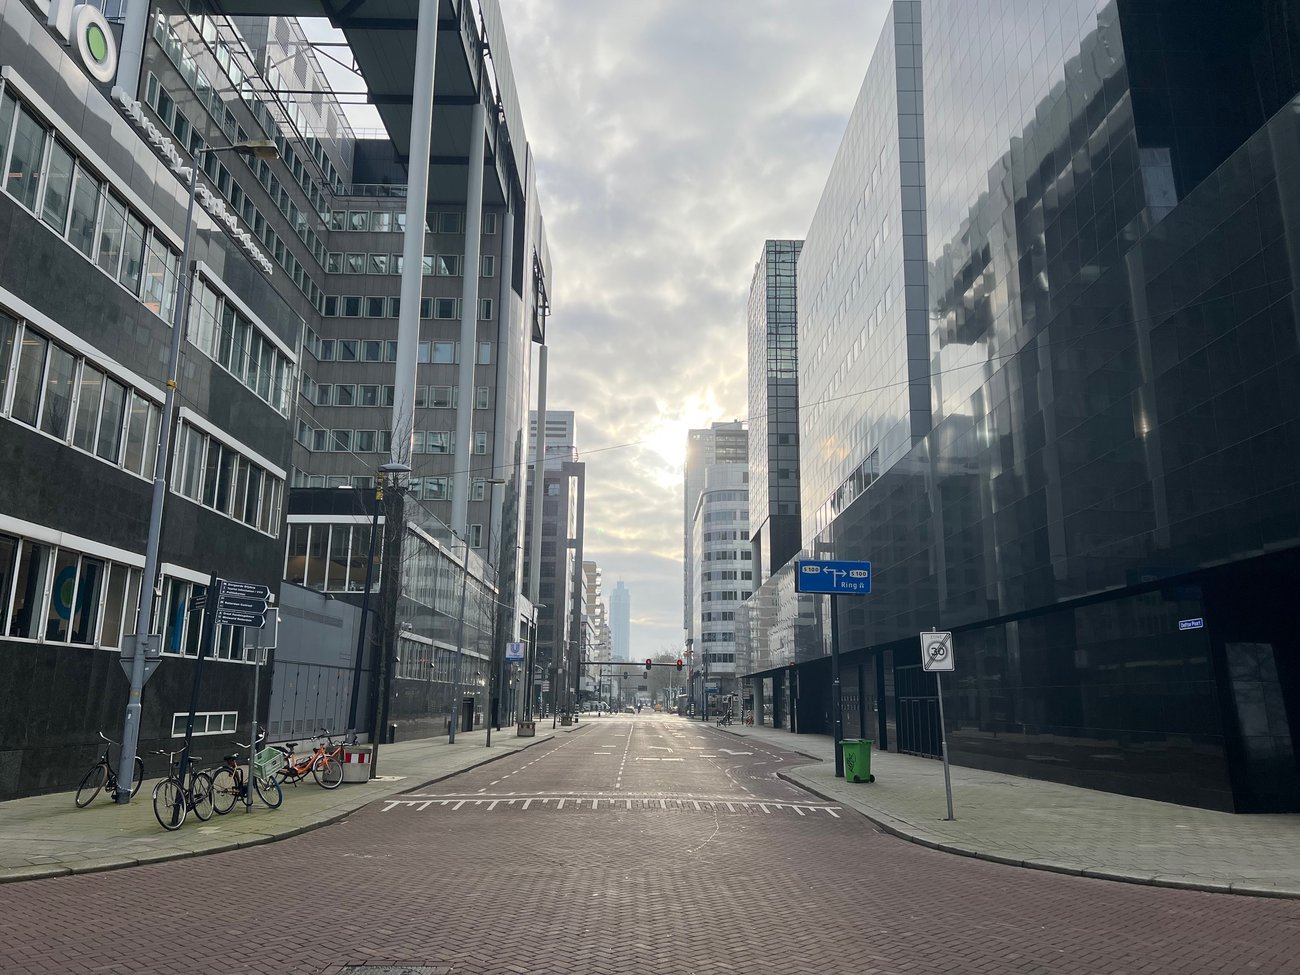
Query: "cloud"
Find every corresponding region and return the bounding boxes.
[501,0,890,658]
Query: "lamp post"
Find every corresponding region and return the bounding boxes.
[115,138,278,804]
[346,470,396,737]
[369,462,412,777]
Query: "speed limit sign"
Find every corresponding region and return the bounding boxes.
[920,631,954,672]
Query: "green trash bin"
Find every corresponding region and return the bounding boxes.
[841,739,875,783]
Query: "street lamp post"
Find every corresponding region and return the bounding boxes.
[115,138,278,803]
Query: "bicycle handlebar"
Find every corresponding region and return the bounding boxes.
[98,731,117,745]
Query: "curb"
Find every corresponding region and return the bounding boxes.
[775,768,1300,902]
[0,724,589,885]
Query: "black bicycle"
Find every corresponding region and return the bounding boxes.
[75,732,144,807]
[151,748,214,830]
[210,734,284,814]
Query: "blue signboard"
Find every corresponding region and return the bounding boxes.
[795,560,872,594]
[1178,618,1205,631]
[505,641,526,661]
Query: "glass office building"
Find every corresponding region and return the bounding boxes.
[743,0,1300,811]
[747,240,803,586]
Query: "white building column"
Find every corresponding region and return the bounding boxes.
[390,0,440,464]
[452,100,488,534]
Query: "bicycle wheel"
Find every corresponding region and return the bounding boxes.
[152,778,186,831]
[189,771,215,821]
[75,763,107,808]
[254,774,283,809]
[313,753,344,789]
[130,755,144,797]
[209,767,238,815]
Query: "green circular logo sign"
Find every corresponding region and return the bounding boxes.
[85,23,109,64]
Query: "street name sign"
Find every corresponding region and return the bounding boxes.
[795,560,872,594]
[1178,618,1205,631]
[222,581,271,600]
[920,631,954,672]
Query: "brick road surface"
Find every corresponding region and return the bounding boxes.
[2,714,1298,975]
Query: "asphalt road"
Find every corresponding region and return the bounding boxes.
[2,714,1298,975]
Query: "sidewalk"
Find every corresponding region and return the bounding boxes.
[0,721,589,884]
[715,721,1300,898]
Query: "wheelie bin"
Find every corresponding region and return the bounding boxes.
[841,738,875,783]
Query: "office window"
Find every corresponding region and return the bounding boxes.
[422,255,434,276]
[390,255,403,275]
[479,298,493,320]
[312,428,328,452]
[326,252,343,273]
[432,342,456,364]
[481,254,495,277]
[329,211,347,230]
[67,167,101,257]
[348,210,369,231]
[323,296,339,317]
[414,385,428,409]
[364,297,385,318]
[474,431,488,455]
[420,297,433,319]
[331,430,352,452]
[342,296,362,317]
[471,478,486,501]
[436,254,460,276]
[368,254,388,274]
[7,539,51,639]
[355,430,377,453]
[434,298,457,319]
[475,387,489,409]
[10,329,48,427]
[477,342,492,365]
[427,431,451,454]
[6,104,47,210]
[338,339,359,361]
[360,384,380,407]
[469,524,482,548]
[482,212,497,235]
[426,476,449,500]
[315,384,331,406]
[438,212,462,234]
[118,212,146,294]
[387,297,401,318]
[334,384,355,406]
[430,386,454,408]
[96,194,127,279]
[371,211,392,233]
[385,341,398,361]
[40,140,75,232]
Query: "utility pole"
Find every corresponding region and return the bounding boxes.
[369,464,410,776]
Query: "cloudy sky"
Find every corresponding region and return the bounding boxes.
[492,1,890,658]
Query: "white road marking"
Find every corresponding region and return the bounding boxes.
[380,796,842,817]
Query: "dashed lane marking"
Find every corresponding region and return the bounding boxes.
[381,795,842,818]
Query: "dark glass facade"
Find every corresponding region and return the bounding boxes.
[743,0,1300,812]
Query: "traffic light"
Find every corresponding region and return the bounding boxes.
[676,659,684,671]
[645,658,653,671]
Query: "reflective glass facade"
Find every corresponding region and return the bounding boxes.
[744,0,1300,812]
[747,240,803,585]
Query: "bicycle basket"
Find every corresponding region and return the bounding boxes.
[253,747,287,778]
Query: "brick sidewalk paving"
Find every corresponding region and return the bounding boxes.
[0,720,591,883]
[710,719,1300,897]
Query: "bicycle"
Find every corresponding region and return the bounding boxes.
[716,711,733,727]
[210,734,284,814]
[75,732,144,807]
[151,748,215,830]
[274,730,345,790]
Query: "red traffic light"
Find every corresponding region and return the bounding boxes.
[645,658,653,670]
[676,659,683,671]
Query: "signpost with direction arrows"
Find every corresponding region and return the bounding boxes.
[176,578,272,790]
[796,559,873,779]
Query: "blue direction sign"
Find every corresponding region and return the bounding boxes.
[505,641,525,662]
[795,560,872,594]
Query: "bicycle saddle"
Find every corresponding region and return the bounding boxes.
[223,753,240,763]
[283,742,298,751]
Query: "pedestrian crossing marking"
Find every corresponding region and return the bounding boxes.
[381,794,842,818]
